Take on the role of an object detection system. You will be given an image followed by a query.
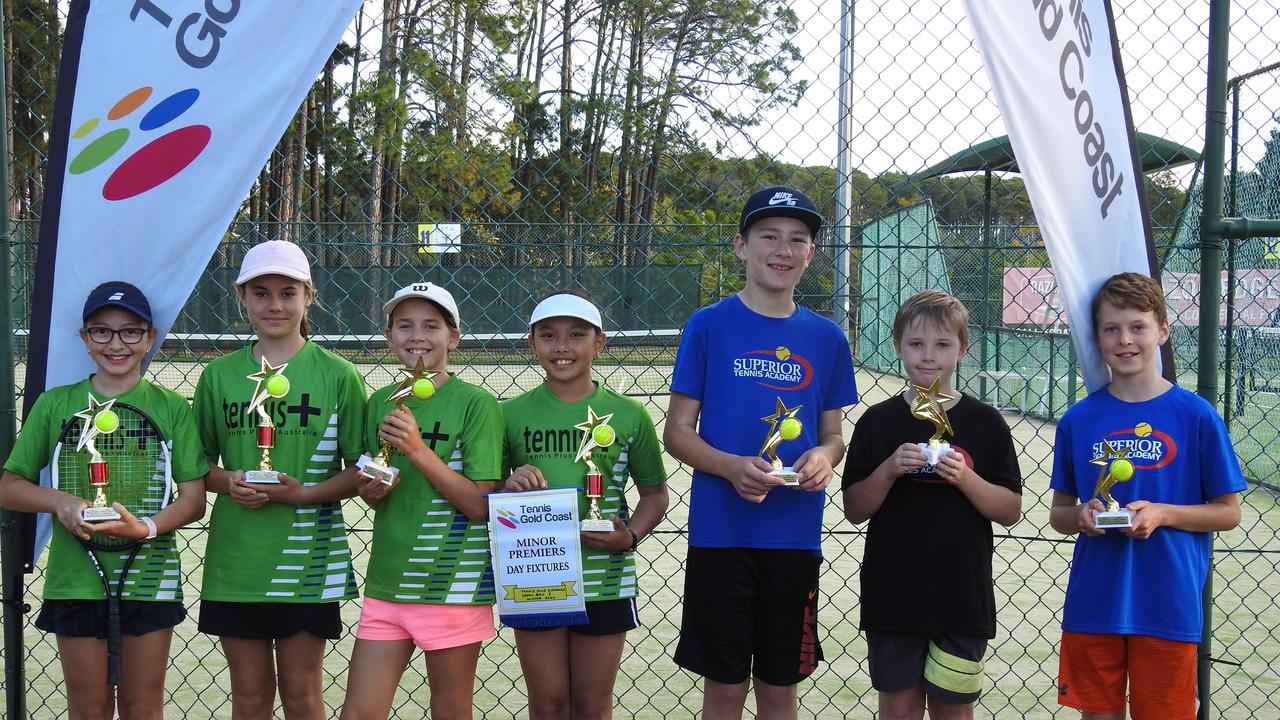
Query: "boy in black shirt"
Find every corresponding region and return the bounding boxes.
[842,290,1022,719]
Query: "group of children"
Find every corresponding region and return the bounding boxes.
[0,185,1246,720]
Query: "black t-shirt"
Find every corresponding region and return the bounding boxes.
[842,393,1022,637]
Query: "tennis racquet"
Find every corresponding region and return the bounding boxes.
[50,401,172,686]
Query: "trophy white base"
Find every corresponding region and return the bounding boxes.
[919,441,951,467]
[770,468,800,486]
[356,454,399,486]
[1092,509,1134,529]
[244,470,282,484]
[581,519,614,532]
[82,506,121,522]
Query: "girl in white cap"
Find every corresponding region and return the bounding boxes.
[339,281,503,719]
[501,291,670,719]
[192,241,366,719]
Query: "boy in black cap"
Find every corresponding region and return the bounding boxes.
[666,186,858,717]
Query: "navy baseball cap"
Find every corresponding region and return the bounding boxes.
[738,186,824,237]
[83,281,152,324]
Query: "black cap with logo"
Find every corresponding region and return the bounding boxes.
[738,186,824,237]
[83,281,153,323]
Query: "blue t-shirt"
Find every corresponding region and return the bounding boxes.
[1050,384,1246,642]
[671,295,858,552]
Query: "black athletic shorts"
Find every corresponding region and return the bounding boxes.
[674,547,823,686]
[867,630,988,704]
[35,598,186,637]
[518,597,640,636]
[197,600,342,640]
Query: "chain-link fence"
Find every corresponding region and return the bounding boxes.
[3,1,1279,717]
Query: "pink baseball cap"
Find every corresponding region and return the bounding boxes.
[236,241,312,285]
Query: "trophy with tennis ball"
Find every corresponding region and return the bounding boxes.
[759,397,803,485]
[358,357,437,485]
[910,378,956,466]
[1090,440,1136,529]
[244,358,291,484]
[75,396,123,521]
[575,406,617,531]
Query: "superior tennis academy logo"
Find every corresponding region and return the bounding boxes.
[1092,421,1177,469]
[732,346,813,390]
[68,86,212,201]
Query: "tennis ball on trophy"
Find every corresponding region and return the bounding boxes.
[266,374,290,398]
[593,424,616,447]
[412,377,435,400]
[775,346,791,361]
[1110,458,1135,482]
[94,410,119,434]
[1134,422,1152,437]
[779,417,802,441]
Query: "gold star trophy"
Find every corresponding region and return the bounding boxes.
[759,397,804,486]
[575,406,617,531]
[75,396,122,522]
[357,357,437,485]
[1090,439,1137,529]
[244,357,291,484]
[910,378,955,466]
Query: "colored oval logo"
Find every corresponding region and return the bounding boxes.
[108,86,153,120]
[497,517,518,530]
[69,128,130,174]
[102,125,211,201]
[139,88,199,131]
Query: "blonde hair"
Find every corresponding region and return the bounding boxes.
[892,290,970,347]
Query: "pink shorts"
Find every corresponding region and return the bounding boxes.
[356,597,495,651]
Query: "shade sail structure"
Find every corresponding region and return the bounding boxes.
[908,131,1200,181]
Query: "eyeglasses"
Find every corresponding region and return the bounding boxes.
[85,326,149,345]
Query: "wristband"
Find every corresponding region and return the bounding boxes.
[626,527,640,552]
[141,516,158,540]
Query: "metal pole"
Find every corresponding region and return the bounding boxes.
[1197,2,1232,717]
[833,0,855,334]
[0,3,26,714]
[980,170,992,402]
[1222,80,1240,424]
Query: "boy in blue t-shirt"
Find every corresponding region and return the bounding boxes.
[1050,272,1244,720]
[666,186,858,718]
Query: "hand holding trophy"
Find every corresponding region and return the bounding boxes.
[1090,440,1136,529]
[759,397,803,486]
[244,357,291,484]
[358,357,437,485]
[74,396,122,522]
[910,378,955,466]
[575,406,617,531]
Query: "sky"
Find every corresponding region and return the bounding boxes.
[705,0,1280,184]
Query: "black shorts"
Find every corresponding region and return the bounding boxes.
[197,600,343,640]
[866,630,988,704]
[517,597,640,637]
[35,598,186,638]
[674,547,823,686]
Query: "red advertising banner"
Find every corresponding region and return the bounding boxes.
[1003,267,1280,328]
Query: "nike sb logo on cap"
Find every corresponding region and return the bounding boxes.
[768,191,797,206]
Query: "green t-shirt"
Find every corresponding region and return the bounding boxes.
[193,341,365,602]
[363,375,503,604]
[5,377,207,602]
[501,383,666,602]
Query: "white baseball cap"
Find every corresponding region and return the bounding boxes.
[383,282,461,327]
[236,240,312,285]
[529,293,603,330]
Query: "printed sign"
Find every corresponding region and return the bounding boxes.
[488,487,589,628]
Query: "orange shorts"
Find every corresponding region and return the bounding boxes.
[1057,632,1197,720]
